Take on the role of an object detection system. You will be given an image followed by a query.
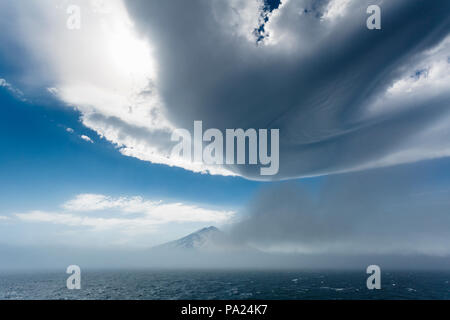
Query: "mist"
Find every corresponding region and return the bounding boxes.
[2,158,450,271]
[230,159,450,258]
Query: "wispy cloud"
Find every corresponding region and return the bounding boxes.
[16,194,235,231]
[80,135,94,143]
[322,0,353,20]
[0,78,26,101]
[15,210,158,232]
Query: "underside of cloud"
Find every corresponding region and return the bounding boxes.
[1,0,450,180]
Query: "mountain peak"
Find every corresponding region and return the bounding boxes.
[197,226,219,233]
[155,226,222,250]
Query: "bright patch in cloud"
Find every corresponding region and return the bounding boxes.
[322,0,353,20]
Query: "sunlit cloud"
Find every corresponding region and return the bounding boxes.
[322,0,353,20]
[16,193,235,230]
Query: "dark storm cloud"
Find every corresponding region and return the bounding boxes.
[124,0,450,179]
[230,160,450,255]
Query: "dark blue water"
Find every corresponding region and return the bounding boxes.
[0,270,449,300]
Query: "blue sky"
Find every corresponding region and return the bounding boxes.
[0,0,450,262]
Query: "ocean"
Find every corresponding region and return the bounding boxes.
[0,270,449,300]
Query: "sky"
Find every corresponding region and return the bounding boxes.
[0,0,450,269]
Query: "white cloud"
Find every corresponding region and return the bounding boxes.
[322,0,353,21]
[62,193,235,223]
[63,193,134,211]
[47,87,58,95]
[9,193,234,247]
[0,77,25,101]
[0,216,10,221]
[16,194,235,234]
[80,112,235,176]
[15,210,157,232]
[80,135,94,143]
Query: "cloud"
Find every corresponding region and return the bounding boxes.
[80,135,94,143]
[17,193,235,229]
[0,77,25,101]
[11,193,235,248]
[81,112,235,176]
[230,161,450,256]
[0,216,10,221]
[1,0,450,180]
[16,210,141,231]
[322,0,353,21]
[123,0,450,179]
[46,87,59,95]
